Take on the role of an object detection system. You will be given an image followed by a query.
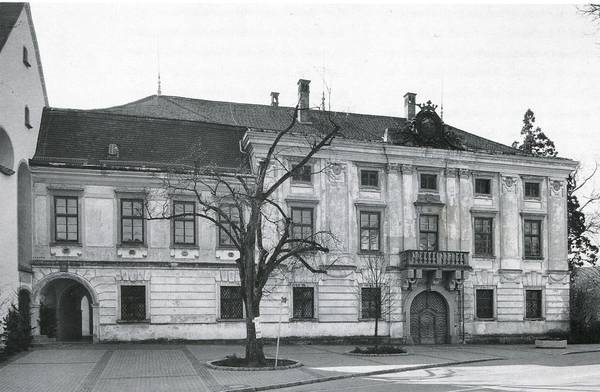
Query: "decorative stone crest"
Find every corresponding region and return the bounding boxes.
[325,162,346,182]
[459,168,471,179]
[401,164,415,175]
[386,163,402,173]
[445,168,458,177]
[502,176,516,193]
[550,180,565,197]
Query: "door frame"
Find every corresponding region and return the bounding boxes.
[405,287,456,344]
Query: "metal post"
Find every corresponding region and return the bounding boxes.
[275,296,287,367]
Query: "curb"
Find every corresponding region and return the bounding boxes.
[562,349,600,355]
[227,357,501,392]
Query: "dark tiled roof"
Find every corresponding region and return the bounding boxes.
[97,95,522,155]
[0,2,25,52]
[32,107,248,171]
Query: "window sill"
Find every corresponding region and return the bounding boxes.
[524,317,545,321]
[473,254,495,259]
[358,317,383,322]
[217,245,238,250]
[358,250,383,255]
[474,194,492,199]
[359,186,381,192]
[116,319,150,324]
[524,257,544,261]
[474,318,496,322]
[171,244,198,249]
[291,182,313,187]
[119,243,148,248]
[289,317,318,322]
[50,241,82,247]
[217,318,245,322]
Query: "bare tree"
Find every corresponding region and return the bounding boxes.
[569,164,600,268]
[356,254,399,339]
[579,4,600,22]
[147,104,340,365]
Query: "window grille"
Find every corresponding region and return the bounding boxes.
[361,287,381,319]
[121,286,146,321]
[476,289,494,319]
[293,287,314,319]
[220,286,243,319]
[525,290,542,319]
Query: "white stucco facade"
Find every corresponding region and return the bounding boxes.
[0,3,48,312]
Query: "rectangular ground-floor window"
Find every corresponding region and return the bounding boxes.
[120,285,146,321]
[475,289,494,319]
[293,287,314,319]
[361,287,381,319]
[525,289,543,319]
[220,286,243,319]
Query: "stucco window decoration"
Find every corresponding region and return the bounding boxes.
[220,286,243,319]
[525,289,543,319]
[54,196,78,242]
[420,173,437,191]
[419,215,438,251]
[359,211,381,252]
[360,169,379,188]
[293,287,314,319]
[218,205,239,248]
[524,220,542,258]
[475,178,491,195]
[120,285,146,321]
[173,201,196,245]
[474,217,493,256]
[524,182,541,199]
[475,289,494,319]
[361,287,381,319]
[291,164,312,183]
[120,199,144,244]
[291,207,314,240]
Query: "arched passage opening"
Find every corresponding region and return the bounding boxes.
[37,278,94,341]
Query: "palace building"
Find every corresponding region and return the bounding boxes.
[27,79,576,343]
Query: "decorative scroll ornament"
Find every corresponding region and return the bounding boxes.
[502,176,516,193]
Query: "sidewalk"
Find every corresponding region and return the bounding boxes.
[1,342,599,392]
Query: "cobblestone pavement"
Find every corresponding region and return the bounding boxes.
[0,343,598,392]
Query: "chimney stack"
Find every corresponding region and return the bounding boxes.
[270,92,279,107]
[297,79,311,123]
[404,92,416,121]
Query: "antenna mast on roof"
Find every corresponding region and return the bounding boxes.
[156,38,162,96]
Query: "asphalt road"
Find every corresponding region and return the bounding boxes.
[279,352,600,392]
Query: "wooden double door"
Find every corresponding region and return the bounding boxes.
[410,291,448,344]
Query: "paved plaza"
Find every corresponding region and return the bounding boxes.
[0,343,599,392]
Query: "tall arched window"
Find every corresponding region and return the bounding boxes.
[0,127,15,175]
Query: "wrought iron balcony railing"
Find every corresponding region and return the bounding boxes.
[399,250,470,270]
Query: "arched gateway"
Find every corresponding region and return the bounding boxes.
[409,290,449,344]
[34,274,97,341]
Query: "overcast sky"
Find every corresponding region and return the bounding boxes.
[31,3,600,183]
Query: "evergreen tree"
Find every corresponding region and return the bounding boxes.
[513,109,597,269]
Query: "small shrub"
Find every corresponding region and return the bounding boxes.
[351,344,407,354]
[1,304,32,356]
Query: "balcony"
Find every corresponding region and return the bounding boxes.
[399,250,471,270]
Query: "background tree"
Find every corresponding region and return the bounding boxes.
[579,4,600,22]
[149,105,340,365]
[356,254,399,339]
[513,108,598,269]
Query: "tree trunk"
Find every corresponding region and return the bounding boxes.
[374,316,379,338]
[245,314,265,365]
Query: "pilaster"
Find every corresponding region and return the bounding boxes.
[548,178,568,271]
[401,164,416,250]
[500,175,520,270]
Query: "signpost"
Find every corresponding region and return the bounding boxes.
[275,296,287,367]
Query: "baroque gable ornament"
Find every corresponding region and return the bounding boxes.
[388,100,465,150]
[550,179,565,197]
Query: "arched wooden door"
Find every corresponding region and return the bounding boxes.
[410,291,448,344]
